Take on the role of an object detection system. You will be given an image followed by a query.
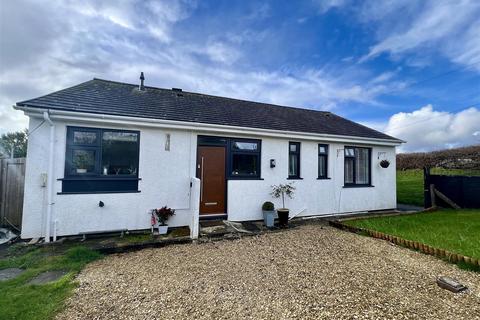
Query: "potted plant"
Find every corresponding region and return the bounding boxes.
[154,206,175,234]
[271,183,295,227]
[380,159,390,168]
[74,153,90,173]
[262,201,276,228]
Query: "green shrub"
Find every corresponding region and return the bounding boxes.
[262,201,275,211]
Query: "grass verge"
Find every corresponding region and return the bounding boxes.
[344,209,480,271]
[0,245,102,320]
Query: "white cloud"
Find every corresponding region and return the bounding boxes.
[204,42,241,65]
[314,0,350,13]
[359,0,480,69]
[0,0,401,135]
[385,105,480,152]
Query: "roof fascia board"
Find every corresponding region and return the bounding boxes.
[17,106,403,146]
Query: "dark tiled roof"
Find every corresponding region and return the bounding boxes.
[17,78,401,142]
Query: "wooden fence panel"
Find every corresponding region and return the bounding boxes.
[0,158,26,230]
[424,167,480,209]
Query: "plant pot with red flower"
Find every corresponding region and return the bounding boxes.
[154,206,175,235]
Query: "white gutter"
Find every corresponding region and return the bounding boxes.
[43,111,55,243]
[16,106,404,146]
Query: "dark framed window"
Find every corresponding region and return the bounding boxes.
[229,139,261,179]
[318,144,328,179]
[344,146,371,186]
[288,142,301,179]
[62,127,140,193]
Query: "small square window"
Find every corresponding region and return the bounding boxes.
[228,138,261,179]
[319,146,327,154]
[345,148,355,157]
[289,144,297,152]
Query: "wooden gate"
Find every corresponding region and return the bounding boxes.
[424,167,480,209]
[0,158,26,230]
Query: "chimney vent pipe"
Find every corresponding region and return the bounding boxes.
[139,72,145,90]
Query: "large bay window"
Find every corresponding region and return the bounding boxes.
[344,146,371,186]
[62,126,140,193]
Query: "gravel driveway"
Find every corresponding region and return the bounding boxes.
[58,225,480,319]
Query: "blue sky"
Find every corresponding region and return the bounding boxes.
[1,0,479,151]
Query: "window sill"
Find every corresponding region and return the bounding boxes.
[228,177,264,180]
[58,177,141,181]
[317,177,331,180]
[57,190,141,195]
[287,177,303,180]
[343,184,374,188]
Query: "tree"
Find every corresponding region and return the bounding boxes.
[0,130,28,158]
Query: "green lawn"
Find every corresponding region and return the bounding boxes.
[0,246,102,320]
[396,170,424,206]
[396,168,480,206]
[344,209,480,260]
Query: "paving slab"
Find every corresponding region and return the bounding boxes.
[0,268,25,281]
[28,270,68,285]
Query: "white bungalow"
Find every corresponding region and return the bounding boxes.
[15,74,402,241]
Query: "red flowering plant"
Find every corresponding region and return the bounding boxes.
[154,206,175,226]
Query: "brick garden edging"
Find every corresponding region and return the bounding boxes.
[329,220,480,268]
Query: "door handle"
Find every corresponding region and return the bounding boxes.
[200,156,204,202]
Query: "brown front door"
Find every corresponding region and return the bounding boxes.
[197,146,226,215]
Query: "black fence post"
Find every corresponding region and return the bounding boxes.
[424,167,431,208]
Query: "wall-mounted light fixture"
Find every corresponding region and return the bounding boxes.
[270,159,276,168]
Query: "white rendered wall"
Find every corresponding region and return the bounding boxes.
[21,117,397,238]
[21,118,198,238]
[227,137,396,221]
